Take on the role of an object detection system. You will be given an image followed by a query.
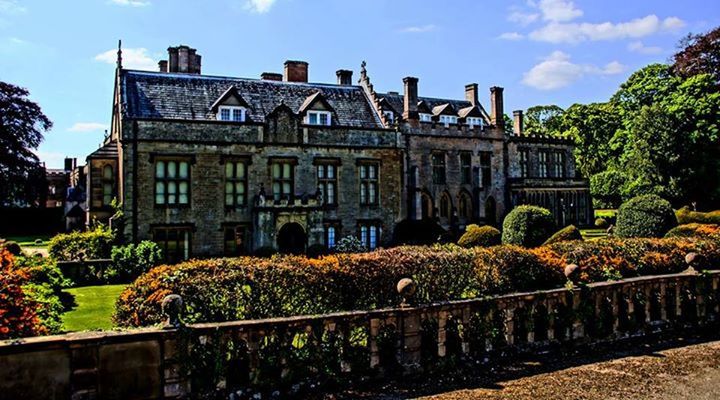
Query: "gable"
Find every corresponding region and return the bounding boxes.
[210,85,251,112]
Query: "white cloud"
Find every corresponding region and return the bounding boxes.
[95,47,157,70]
[499,32,524,41]
[68,122,109,133]
[34,150,66,168]
[528,15,686,43]
[245,0,276,13]
[400,24,437,33]
[627,40,663,55]
[522,51,624,90]
[110,0,150,6]
[0,0,26,14]
[538,0,582,22]
[508,10,539,26]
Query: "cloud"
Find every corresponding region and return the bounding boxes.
[537,0,582,22]
[522,51,624,90]
[95,47,157,70]
[508,10,539,26]
[528,15,686,43]
[499,32,524,41]
[400,24,437,33]
[627,40,663,55]
[245,0,276,13]
[0,0,26,14]
[34,150,66,168]
[110,0,150,6]
[68,122,109,133]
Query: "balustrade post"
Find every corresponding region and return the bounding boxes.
[369,318,381,369]
[546,298,556,341]
[571,290,584,339]
[643,285,652,325]
[611,290,620,335]
[675,281,683,319]
[461,306,471,355]
[399,309,422,372]
[659,282,668,321]
[503,303,516,346]
[437,310,449,357]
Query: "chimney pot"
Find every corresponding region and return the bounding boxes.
[513,110,524,135]
[284,60,309,83]
[465,83,478,106]
[336,69,353,85]
[158,60,168,72]
[490,86,505,131]
[403,76,419,120]
[261,72,283,81]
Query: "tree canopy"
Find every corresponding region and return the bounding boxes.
[0,81,52,207]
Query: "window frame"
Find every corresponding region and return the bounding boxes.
[358,162,380,206]
[224,159,249,209]
[432,152,447,185]
[223,224,249,256]
[217,105,246,122]
[419,113,433,122]
[466,117,483,128]
[317,163,338,206]
[101,164,114,207]
[152,226,192,264]
[359,222,381,250]
[460,152,472,185]
[480,151,492,188]
[539,150,550,178]
[439,115,458,127]
[154,159,191,207]
[271,160,295,202]
[439,193,452,219]
[552,151,566,178]
[519,149,530,178]
[305,110,332,126]
[383,110,395,124]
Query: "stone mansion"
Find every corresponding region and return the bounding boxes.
[85,44,591,262]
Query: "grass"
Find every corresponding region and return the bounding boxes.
[581,229,608,240]
[62,284,126,332]
[595,209,617,219]
[3,234,52,248]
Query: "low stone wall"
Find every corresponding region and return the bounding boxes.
[2,268,719,399]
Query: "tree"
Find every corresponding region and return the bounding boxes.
[0,81,52,207]
[673,27,720,83]
[524,104,564,136]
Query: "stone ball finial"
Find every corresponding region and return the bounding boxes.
[161,294,184,330]
[397,278,416,308]
[564,263,580,279]
[685,252,704,273]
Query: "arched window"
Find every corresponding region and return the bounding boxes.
[439,193,452,219]
[459,192,472,220]
[102,165,114,206]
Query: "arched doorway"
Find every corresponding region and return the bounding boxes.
[420,192,434,220]
[485,196,497,226]
[277,222,306,254]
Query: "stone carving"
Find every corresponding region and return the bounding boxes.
[162,294,184,329]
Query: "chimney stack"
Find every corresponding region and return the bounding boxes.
[336,69,353,85]
[284,60,309,83]
[261,72,283,81]
[513,110,524,135]
[465,83,478,106]
[64,157,76,172]
[403,76,419,120]
[164,45,201,74]
[158,60,168,72]
[490,86,504,130]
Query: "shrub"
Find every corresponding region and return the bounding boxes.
[676,206,720,225]
[1,241,22,256]
[665,223,720,238]
[501,205,556,247]
[458,224,501,248]
[590,170,627,209]
[109,241,163,283]
[595,218,609,229]
[14,255,70,334]
[48,225,115,261]
[0,249,45,339]
[543,225,583,245]
[306,244,328,259]
[334,236,367,253]
[253,246,277,258]
[615,195,677,238]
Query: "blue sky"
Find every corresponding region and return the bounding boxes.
[1,0,718,168]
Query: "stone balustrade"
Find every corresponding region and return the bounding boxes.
[1,268,718,400]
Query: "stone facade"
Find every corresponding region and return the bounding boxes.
[88,44,591,261]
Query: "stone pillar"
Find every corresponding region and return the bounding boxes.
[403,77,419,120]
[490,86,505,131]
[399,310,422,372]
[513,110,524,135]
[437,310,448,357]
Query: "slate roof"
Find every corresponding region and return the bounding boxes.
[87,140,118,159]
[378,92,491,124]
[121,70,384,129]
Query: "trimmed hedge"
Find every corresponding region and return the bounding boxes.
[676,207,720,225]
[543,225,583,245]
[458,224,501,248]
[595,218,609,229]
[501,205,556,247]
[109,241,163,283]
[114,234,720,328]
[665,223,720,238]
[48,226,115,261]
[616,195,677,238]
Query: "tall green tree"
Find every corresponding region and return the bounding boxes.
[0,81,52,207]
[524,104,564,136]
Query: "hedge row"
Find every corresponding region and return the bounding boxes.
[114,233,720,328]
[676,207,720,225]
[48,226,115,261]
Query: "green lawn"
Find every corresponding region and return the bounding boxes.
[4,234,52,248]
[62,284,126,332]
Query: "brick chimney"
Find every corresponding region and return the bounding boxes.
[403,76,419,120]
[513,110,524,135]
[284,60,308,83]
[465,83,478,106]
[166,45,201,74]
[490,86,504,130]
[336,69,353,85]
[158,60,168,72]
[261,72,283,81]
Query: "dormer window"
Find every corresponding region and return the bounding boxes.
[306,110,331,126]
[439,115,458,127]
[467,117,483,128]
[419,113,433,122]
[383,111,395,124]
[217,106,246,122]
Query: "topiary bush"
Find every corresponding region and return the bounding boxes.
[595,218,609,229]
[543,225,583,245]
[665,223,720,238]
[501,205,556,247]
[458,224,501,248]
[676,206,720,225]
[334,236,367,253]
[48,225,115,261]
[615,195,678,238]
[109,241,163,283]
[1,240,22,256]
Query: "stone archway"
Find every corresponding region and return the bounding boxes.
[277,222,306,255]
